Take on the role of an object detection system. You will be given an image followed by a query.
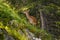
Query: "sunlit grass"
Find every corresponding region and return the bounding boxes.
[0,0,53,40]
[0,22,28,40]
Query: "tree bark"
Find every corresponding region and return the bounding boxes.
[39,10,45,30]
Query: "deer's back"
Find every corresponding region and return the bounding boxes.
[28,16,37,25]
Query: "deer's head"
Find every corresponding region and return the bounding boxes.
[23,10,30,14]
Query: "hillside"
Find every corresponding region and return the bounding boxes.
[0,0,60,40]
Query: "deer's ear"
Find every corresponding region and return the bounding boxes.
[23,9,30,14]
[23,11,26,14]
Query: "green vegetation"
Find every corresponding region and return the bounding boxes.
[0,0,60,40]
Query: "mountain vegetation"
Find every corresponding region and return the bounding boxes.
[0,0,60,40]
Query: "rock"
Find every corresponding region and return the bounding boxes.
[25,29,41,40]
[33,37,41,40]
[4,34,15,40]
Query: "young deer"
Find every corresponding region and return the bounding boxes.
[23,10,37,25]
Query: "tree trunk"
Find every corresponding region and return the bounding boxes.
[39,10,45,30]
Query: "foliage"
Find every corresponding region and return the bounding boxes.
[0,0,60,40]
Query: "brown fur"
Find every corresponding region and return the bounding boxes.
[23,10,37,25]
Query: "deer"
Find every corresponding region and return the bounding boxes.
[23,10,37,25]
